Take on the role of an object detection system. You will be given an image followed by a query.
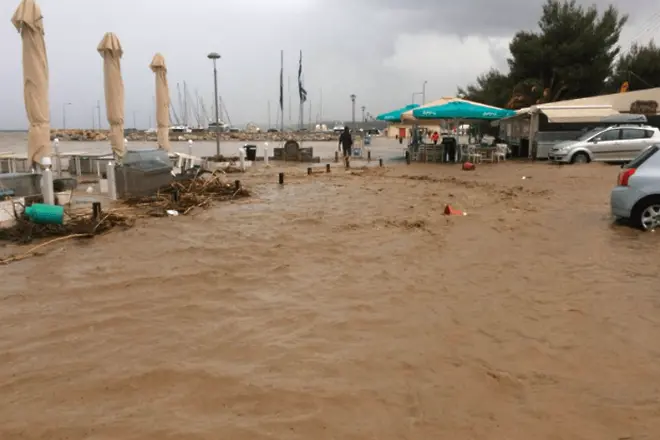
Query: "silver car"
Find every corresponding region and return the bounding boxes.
[549,125,660,164]
[611,144,660,230]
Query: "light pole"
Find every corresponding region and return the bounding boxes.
[62,102,72,129]
[422,80,427,104]
[361,106,366,122]
[208,52,221,157]
[97,100,102,130]
[350,94,356,126]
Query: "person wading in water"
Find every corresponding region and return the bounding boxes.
[339,126,353,157]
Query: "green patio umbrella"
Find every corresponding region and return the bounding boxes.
[376,103,420,122]
[412,101,515,120]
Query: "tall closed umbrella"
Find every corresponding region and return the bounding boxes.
[149,53,170,151]
[12,0,50,167]
[97,32,125,158]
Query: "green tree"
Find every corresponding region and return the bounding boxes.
[532,0,627,98]
[606,41,660,92]
[460,0,628,109]
[456,69,513,109]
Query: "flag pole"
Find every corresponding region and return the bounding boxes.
[280,50,284,134]
[300,90,304,131]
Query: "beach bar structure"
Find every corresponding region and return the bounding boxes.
[493,87,660,159]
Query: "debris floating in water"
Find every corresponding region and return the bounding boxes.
[124,171,251,216]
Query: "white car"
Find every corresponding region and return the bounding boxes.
[549,124,660,164]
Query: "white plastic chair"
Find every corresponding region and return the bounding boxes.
[494,144,508,162]
[467,145,482,163]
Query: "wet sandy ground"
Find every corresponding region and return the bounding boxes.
[1,160,659,439]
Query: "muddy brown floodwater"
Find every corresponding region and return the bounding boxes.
[1,161,659,439]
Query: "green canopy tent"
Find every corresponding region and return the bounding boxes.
[376,103,420,122]
[412,100,515,120]
[412,100,515,162]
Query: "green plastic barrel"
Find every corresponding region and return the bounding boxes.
[24,204,64,225]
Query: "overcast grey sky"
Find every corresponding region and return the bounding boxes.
[1,0,659,130]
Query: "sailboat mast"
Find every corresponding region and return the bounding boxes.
[220,97,232,128]
[195,90,201,128]
[183,82,189,126]
[280,50,284,132]
[176,83,184,127]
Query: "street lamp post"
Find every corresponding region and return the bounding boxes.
[422,80,428,104]
[361,106,366,122]
[207,52,222,157]
[62,102,72,129]
[350,94,356,126]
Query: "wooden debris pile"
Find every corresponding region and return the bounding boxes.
[0,208,134,245]
[124,171,250,216]
[0,208,135,265]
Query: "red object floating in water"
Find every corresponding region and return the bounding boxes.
[444,204,464,216]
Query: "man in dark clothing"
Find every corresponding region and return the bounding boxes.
[339,126,353,157]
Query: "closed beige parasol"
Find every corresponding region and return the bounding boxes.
[12,0,51,167]
[149,53,171,151]
[97,32,125,158]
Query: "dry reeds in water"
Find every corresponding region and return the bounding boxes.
[0,208,133,245]
[0,208,135,264]
[124,171,250,216]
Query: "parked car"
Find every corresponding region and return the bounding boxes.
[549,124,660,164]
[610,144,660,230]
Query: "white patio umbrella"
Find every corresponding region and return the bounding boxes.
[149,53,171,151]
[12,0,51,167]
[98,32,125,159]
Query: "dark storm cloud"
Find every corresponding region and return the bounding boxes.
[354,0,658,36]
[1,0,659,130]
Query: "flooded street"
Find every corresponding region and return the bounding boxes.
[1,157,659,439]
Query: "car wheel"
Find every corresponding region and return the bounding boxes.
[631,196,660,230]
[571,152,589,164]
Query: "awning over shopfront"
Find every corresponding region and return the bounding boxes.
[492,105,619,125]
[538,106,618,123]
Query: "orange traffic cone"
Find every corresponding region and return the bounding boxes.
[444,204,466,216]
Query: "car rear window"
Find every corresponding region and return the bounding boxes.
[624,145,660,168]
[645,130,656,138]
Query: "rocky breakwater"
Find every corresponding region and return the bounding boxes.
[135,130,338,142]
[50,129,109,141]
[51,129,338,143]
